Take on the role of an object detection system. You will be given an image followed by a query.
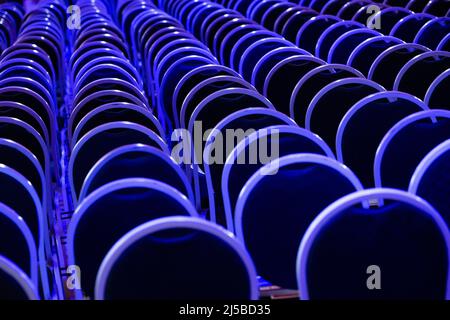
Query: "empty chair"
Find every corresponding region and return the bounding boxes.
[437,33,450,51]
[69,121,168,203]
[0,255,38,300]
[261,2,296,30]
[424,69,450,110]
[172,64,239,128]
[367,7,412,35]
[337,0,373,20]
[423,0,450,16]
[316,20,363,61]
[306,78,385,151]
[72,78,147,107]
[409,140,450,230]
[222,125,335,232]
[0,137,46,203]
[68,178,198,299]
[186,88,274,165]
[390,13,435,43]
[273,7,303,35]
[321,0,349,16]
[0,86,55,148]
[295,15,341,54]
[179,75,254,130]
[218,24,263,66]
[94,217,258,300]
[229,29,278,71]
[70,102,164,148]
[290,64,363,126]
[414,17,450,49]
[297,188,450,299]
[369,43,430,90]
[158,55,214,130]
[203,108,296,225]
[0,163,49,296]
[336,91,428,187]
[309,0,333,12]
[347,36,404,76]
[264,55,325,115]
[328,29,382,64]
[234,154,364,290]
[0,201,38,287]
[80,144,193,203]
[0,163,44,248]
[375,110,450,190]
[73,63,141,96]
[248,0,280,24]
[406,0,430,12]
[252,47,310,93]
[394,51,450,99]
[280,9,318,43]
[239,37,293,82]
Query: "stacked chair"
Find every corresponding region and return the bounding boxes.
[1,0,449,300]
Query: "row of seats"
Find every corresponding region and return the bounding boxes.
[64,0,253,300]
[0,0,67,300]
[215,0,450,20]
[0,2,23,54]
[150,0,450,299]
[1,0,449,300]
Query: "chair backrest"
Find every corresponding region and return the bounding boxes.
[336,91,428,187]
[230,29,278,71]
[0,164,43,247]
[409,139,450,230]
[187,88,274,167]
[281,9,318,43]
[394,51,450,99]
[306,78,385,151]
[328,28,382,64]
[94,217,258,300]
[203,108,296,225]
[414,17,450,50]
[68,178,198,299]
[222,125,335,232]
[69,121,168,202]
[316,20,363,61]
[172,64,238,129]
[424,69,450,110]
[0,201,37,286]
[80,144,194,203]
[219,24,263,66]
[263,55,325,115]
[290,64,363,126]
[71,102,163,148]
[390,13,434,43]
[297,188,450,299]
[375,110,450,190]
[0,138,46,202]
[296,15,341,54]
[261,2,296,30]
[180,75,253,129]
[69,90,147,136]
[423,0,450,16]
[367,7,412,34]
[158,55,214,129]
[0,255,38,300]
[437,33,450,51]
[235,153,364,289]
[252,47,310,92]
[239,37,293,82]
[347,36,404,76]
